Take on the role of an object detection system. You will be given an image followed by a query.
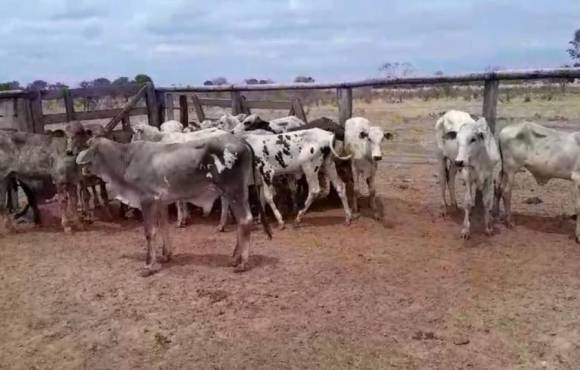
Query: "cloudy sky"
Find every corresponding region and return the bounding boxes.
[0,0,578,87]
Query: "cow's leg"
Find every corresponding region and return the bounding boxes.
[325,159,352,225]
[158,204,172,263]
[287,176,300,213]
[438,156,449,210]
[366,165,380,221]
[216,197,229,232]
[90,184,101,208]
[0,180,14,232]
[502,170,515,228]
[98,180,112,219]
[295,164,322,225]
[140,200,161,276]
[350,161,360,216]
[79,182,91,221]
[228,194,253,273]
[461,179,475,240]
[19,182,41,225]
[319,169,331,199]
[68,184,82,230]
[176,201,189,228]
[262,184,285,229]
[447,161,459,210]
[483,181,494,236]
[56,183,72,233]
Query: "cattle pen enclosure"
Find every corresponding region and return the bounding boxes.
[3,68,580,369]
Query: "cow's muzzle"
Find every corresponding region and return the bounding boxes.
[372,155,382,161]
[454,160,465,168]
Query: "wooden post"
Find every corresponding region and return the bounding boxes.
[156,90,166,124]
[16,97,33,132]
[29,91,44,133]
[289,98,308,123]
[191,94,206,122]
[337,87,352,126]
[179,95,188,125]
[231,91,243,115]
[165,93,174,120]
[144,83,160,127]
[240,95,251,115]
[63,89,75,122]
[482,79,499,133]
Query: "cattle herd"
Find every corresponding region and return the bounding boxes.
[1,109,579,276]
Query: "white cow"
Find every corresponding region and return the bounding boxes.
[160,120,184,133]
[344,117,390,220]
[498,121,580,242]
[452,117,501,239]
[435,110,477,212]
[243,129,352,228]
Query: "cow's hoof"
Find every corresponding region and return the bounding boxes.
[215,225,226,233]
[575,236,580,244]
[352,213,361,220]
[278,222,286,230]
[158,254,172,263]
[460,229,470,240]
[505,220,515,229]
[140,265,161,277]
[231,255,242,267]
[64,226,73,234]
[176,222,186,229]
[233,262,248,273]
[485,228,494,237]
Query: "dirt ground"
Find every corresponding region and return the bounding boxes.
[3,103,580,369]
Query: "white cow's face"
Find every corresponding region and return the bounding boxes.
[455,125,485,169]
[359,126,385,161]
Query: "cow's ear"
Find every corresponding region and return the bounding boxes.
[359,130,369,139]
[477,132,485,141]
[384,131,393,140]
[444,131,457,140]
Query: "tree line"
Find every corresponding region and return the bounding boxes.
[0,74,153,92]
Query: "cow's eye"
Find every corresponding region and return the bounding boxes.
[470,137,477,143]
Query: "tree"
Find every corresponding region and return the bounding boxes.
[134,74,153,84]
[79,81,91,88]
[48,82,69,90]
[567,29,580,60]
[92,78,111,87]
[211,77,228,85]
[203,80,214,86]
[434,70,444,76]
[112,77,131,86]
[0,81,20,91]
[379,62,414,79]
[485,65,503,73]
[245,78,259,85]
[27,80,48,91]
[259,79,274,84]
[294,76,315,83]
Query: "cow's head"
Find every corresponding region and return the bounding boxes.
[359,126,386,161]
[454,122,486,169]
[132,123,161,142]
[218,114,242,131]
[64,121,90,156]
[76,137,102,175]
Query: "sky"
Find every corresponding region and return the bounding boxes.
[0,0,579,87]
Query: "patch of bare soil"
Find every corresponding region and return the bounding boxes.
[2,118,580,369]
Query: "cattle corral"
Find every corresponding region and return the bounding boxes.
[3,69,580,369]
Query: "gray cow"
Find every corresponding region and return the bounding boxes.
[76,135,272,276]
[0,123,86,233]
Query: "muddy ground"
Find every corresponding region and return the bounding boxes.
[2,116,580,370]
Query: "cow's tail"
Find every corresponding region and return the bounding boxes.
[242,139,272,239]
[493,134,505,216]
[330,134,352,161]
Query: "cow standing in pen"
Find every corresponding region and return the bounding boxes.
[436,112,501,239]
[497,121,580,242]
[76,135,272,276]
[344,117,391,220]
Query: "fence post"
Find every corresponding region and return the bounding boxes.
[156,90,166,124]
[63,89,75,122]
[337,87,352,126]
[289,98,308,123]
[16,97,33,132]
[165,93,174,120]
[145,83,160,127]
[231,91,243,115]
[191,94,206,122]
[482,79,499,133]
[179,95,188,125]
[29,91,44,133]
